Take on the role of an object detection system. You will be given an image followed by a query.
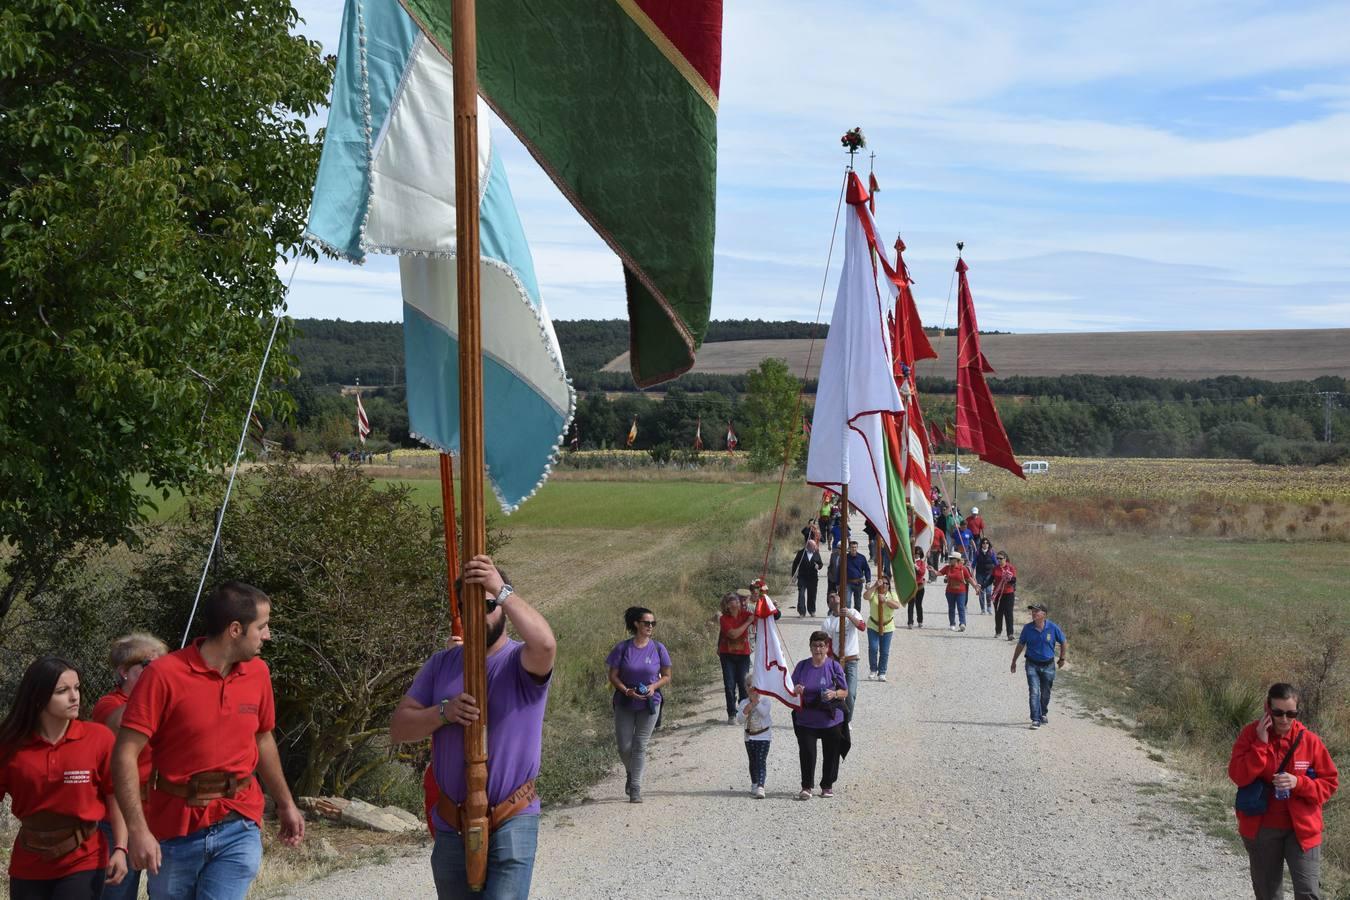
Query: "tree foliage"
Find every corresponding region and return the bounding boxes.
[128,464,508,797]
[741,358,804,473]
[0,1,332,620]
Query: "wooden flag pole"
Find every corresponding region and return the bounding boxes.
[438,453,463,639]
[451,0,490,888]
[837,485,850,660]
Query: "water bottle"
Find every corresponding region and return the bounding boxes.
[1275,782,1291,801]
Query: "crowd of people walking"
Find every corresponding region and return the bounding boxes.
[2,489,1339,900]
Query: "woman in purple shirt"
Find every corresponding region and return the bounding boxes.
[791,630,848,800]
[606,607,671,804]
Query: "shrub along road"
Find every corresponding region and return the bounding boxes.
[277,544,1251,898]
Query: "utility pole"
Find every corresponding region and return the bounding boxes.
[1316,392,1338,443]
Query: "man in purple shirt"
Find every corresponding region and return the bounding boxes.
[390,555,557,900]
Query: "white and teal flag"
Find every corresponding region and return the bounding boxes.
[306,0,573,512]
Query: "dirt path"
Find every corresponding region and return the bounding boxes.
[276,528,1251,899]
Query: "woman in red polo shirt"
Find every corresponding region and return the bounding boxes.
[91,633,166,900]
[0,656,128,900]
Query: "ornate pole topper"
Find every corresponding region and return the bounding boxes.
[841,127,865,168]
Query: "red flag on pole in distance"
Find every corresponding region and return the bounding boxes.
[726,422,739,451]
[625,416,638,448]
[694,417,704,451]
[890,237,937,367]
[954,258,1024,478]
[356,393,371,445]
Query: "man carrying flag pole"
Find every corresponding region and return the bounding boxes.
[309,0,723,888]
[805,156,906,696]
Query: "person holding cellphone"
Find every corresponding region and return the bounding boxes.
[1229,683,1339,900]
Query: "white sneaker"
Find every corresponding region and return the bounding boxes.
[959,624,966,632]
[950,625,958,632]
[878,674,887,682]
[753,785,766,799]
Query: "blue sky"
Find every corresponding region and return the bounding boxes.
[285,0,1350,333]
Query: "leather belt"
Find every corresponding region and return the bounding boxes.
[435,779,536,834]
[18,812,96,860]
[149,770,252,807]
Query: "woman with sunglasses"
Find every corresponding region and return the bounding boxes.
[790,631,848,800]
[89,634,167,900]
[1229,683,1339,900]
[1,656,128,900]
[991,552,1018,641]
[606,607,671,803]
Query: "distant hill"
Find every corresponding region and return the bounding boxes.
[602,329,1350,382]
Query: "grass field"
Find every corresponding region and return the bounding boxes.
[984,505,1350,887]
[604,329,1350,381]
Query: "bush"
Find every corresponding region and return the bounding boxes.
[1251,439,1350,466]
[129,463,453,797]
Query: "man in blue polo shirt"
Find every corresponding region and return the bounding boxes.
[845,540,871,611]
[1010,602,1066,729]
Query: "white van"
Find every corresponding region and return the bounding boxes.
[1022,460,1049,475]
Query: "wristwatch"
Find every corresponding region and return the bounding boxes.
[485,584,513,613]
[438,698,452,725]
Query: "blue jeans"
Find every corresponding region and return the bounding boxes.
[866,629,893,676]
[1026,659,1056,722]
[99,820,141,900]
[977,578,994,612]
[946,591,967,626]
[847,581,863,611]
[148,815,261,900]
[431,815,539,900]
[841,658,858,722]
[719,653,750,717]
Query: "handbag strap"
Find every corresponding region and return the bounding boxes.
[1276,731,1304,774]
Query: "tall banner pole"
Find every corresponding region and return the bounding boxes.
[953,243,964,518]
[838,485,850,655]
[451,0,490,888]
[439,453,464,639]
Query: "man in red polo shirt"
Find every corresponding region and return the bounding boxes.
[113,581,304,899]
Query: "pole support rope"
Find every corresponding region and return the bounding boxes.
[179,255,302,647]
[759,169,849,582]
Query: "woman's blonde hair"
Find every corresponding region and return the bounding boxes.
[110,632,169,679]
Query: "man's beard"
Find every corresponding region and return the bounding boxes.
[485,614,506,648]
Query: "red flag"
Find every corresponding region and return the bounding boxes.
[954,259,1023,478]
[890,237,937,368]
[726,422,738,451]
[356,393,371,445]
[802,414,812,438]
[694,417,704,451]
[625,416,638,448]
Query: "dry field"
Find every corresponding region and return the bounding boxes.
[948,456,1350,541]
[602,329,1350,381]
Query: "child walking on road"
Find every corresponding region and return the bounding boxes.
[736,679,772,799]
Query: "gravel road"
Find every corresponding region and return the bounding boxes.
[276,544,1251,899]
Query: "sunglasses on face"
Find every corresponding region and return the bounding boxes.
[1270,709,1299,719]
[639,620,657,627]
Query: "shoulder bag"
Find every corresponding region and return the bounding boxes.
[1234,731,1302,815]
